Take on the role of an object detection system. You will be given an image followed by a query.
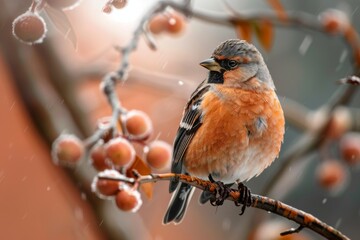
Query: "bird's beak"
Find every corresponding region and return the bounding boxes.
[200,58,222,72]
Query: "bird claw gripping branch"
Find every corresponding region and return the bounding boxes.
[235,182,253,215]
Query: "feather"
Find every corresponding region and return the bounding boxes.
[169,80,210,193]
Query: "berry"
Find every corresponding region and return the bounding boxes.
[90,142,111,171]
[105,137,135,167]
[319,9,350,35]
[339,133,360,165]
[12,11,47,45]
[52,134,84,166]
[115,188,142,212]
[145,140,172,170]
[325,107,351,139]
[316,159,349,194]
[112,0,127,9]
[96,179,119,196]
[124,110,153,140]
[46,0,81,10]
[91,170,125,199]
[148,12,186,35]
[148,14,168,34]
[166,12,186,35]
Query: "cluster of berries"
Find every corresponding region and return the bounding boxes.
[52,109,172,212]
[315,107,360,194]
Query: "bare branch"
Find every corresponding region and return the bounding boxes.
[99,173,350,240]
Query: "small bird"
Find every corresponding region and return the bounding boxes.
[163,39,285,224]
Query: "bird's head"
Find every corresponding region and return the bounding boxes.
[200,39,275,90]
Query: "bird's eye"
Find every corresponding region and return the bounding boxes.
[227,60,238,69]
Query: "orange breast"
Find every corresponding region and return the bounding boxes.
[184,86,285,183]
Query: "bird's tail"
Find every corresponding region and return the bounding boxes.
[163,182,195,224]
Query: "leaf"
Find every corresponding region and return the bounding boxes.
[126,155,153,199]
[234,21,252,42]
[267,0,287,21]
[254,20,274,51]
[343,25,360,67]
[44,4,77,49]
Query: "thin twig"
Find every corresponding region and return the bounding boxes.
[99,173,350,240]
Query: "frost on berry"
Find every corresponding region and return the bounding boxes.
[145,140,172,170]
[166,12,186,35]
[339,133,360,166]
[115,188,143,212]
[90,141,112,171]
[91,170,127,199]
[105,137,136,168]
[46,0,82,11]
[124,110,153,140]
[319,9,350,35]
[12,11,47,45]
[52,134,84,166]
[316,159,349,195]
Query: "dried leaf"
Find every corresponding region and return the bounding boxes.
[44,4,77,49]
[343,25,360,67]
[234,21,252,42]
[354,46,360,68]
[127,155,153,199]
[254,20,274,51]
[267,0,287,21]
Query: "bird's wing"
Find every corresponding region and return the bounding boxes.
[169,80,210,192]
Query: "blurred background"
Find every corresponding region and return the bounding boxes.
[0,0,360,239]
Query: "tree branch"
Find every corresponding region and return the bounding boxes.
[99,173,350,240]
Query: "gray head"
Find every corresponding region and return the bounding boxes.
[200,39,275,90]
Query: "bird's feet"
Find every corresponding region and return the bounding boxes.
[235,182,253,215]
[206,174,231,206]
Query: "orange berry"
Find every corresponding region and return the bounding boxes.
[92,170,125,199]
[316,159,349,194]
[46,0,81,10]
[12,12,47,45]
[145,140,172,170]
[90,143,111,171]
[96,179,119,196]
[115,188,142,212]
[166,12,186,35]
[52,134,84,166]
[325,107,351,139]
[319,9,350,35]
[148,14,168,34]
[112,0,127,9]
[339,133,360,165]
[124,110,153,140]
[105,137,135,167]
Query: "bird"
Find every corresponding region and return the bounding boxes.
[163,39,285,224]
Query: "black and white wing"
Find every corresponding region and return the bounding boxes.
[169,80,210,192]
